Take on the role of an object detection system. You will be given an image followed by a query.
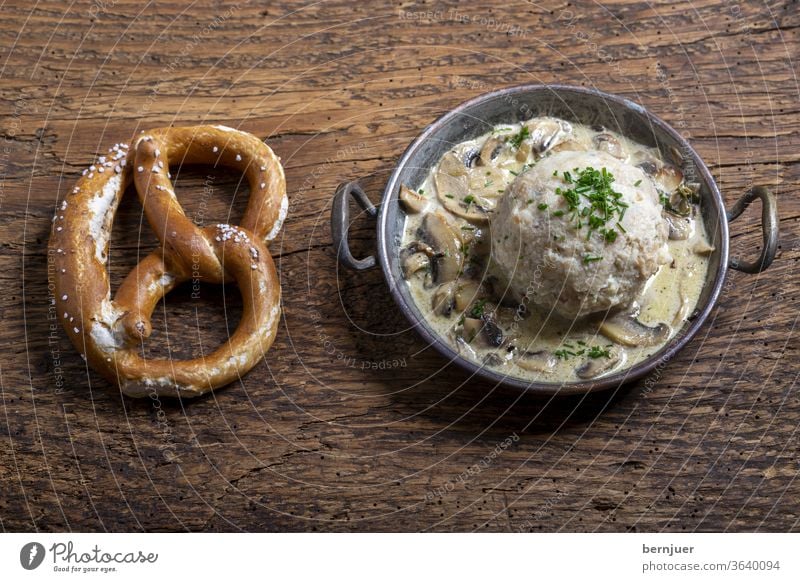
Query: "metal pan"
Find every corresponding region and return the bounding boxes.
[331,84,778,395]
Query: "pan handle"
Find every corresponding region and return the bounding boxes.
[726,186,779,273]
[331,180,378,271]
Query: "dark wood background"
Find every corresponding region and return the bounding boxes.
[1,0,798,532]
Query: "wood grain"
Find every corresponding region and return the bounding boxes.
[0,0,798,532]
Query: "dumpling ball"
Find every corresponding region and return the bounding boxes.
[490,150,671,319]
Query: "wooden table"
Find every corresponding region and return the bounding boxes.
[1,0,798,532]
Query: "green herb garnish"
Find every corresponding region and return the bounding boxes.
[555,342,612,360]
[469,299,487,318]
[553,166,628,246]
[537,203,548,210]
[587,345,611,358]
[508,125,530,149]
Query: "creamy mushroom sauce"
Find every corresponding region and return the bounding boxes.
[399,117,712,383]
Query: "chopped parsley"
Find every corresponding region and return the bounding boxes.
[507,125,530,149]
[469,299,487,318]
[463,194,475,205]
[634,179,642,187]
[555,342,613,360]
[552,166,629,251]
[583,254,603,263]
[587,345,611,358]
[418,188,425,195]
[537,203,549,210]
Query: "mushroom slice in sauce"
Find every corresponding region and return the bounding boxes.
[526,118,570,155]
[463,148,480,168]
[455,335,479,360]
[461,317,483,342]
[634,153,683,193]
[516,350,557,373]
[599,313,671,347]
[417,212,463,283]
[435,152,490,223]
[483,352,509,367]
[576,350,622,379]
[454,281,482,312]
[592,133,625,159]
[460,312,504,348]
[665,213,692,241]
[401,251,430,279]
[673,281,693,326]
[406,240,436,257]
[551,139,589,154]
[480,313,505,347]
[399,184,427,214]
[432,282,457,317]
[478,136,504,166]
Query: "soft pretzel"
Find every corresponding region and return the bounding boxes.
[48,125,288,398]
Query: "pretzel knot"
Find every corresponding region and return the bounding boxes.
[49,125,288,398]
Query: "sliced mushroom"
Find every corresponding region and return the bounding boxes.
[432,282,456,317]
[637,160,659,176]
[599,313,671,347]
[666,213,692,240]
[461,317,483,342]
[462,148,480,168]
[576,350,622,379]
[527,118,570,155]
[693,239,715,256]
[515,140,532,162]
[454,281,482,312]
[636,154,683,192]
[480,313,504,347]
[478,136,504,166]
[516,350,557,373]
[550,139,589,154]
[406,240,436,257]
[435,152,490,223]
[593,133,625,159]
[665,190,692,217]
[483,352,506,367]
[657,164,683,192]
[668,145,685,167]
[672,282,693,326]
[417,212,463,283]
[399,184,427,214]
[401,252,430,279]
[455,335,478,360]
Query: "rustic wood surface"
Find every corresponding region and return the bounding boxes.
[1,0,798,532]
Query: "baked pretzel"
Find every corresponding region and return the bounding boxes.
[49,125,288,398]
